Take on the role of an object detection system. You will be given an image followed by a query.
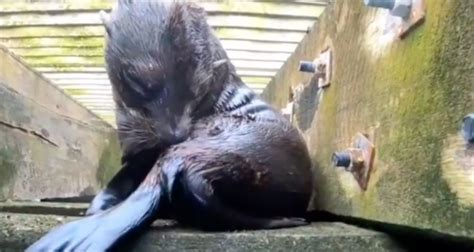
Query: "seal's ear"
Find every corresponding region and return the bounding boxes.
[212,59,227,69]
[99,10,112,36]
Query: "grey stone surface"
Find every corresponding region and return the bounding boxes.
[0,201,88,216]
[0,212,405,252]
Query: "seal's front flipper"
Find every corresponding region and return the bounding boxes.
[27,182,164,252]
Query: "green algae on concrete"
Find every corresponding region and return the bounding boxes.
[0,147,19,201]
[261,0,474,240]
[96,131,121,187]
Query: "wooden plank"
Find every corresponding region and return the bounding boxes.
[43,73,271,84]
[261,0,474,240]
[36,67,277,77]
[58,85,111,90]
[14,49,290,62]
[23,56,283,71]
[0,26,306,43]
[1,37,301,47]
[72,94,112,99]
[42,73,108,80]
[0,12,316,32]
[2,37,297,49]
[64,89,111,95]
[0,1,326,18]
[36,67,106,73]
[11,44,294,56]
[0,37,104,48]
[54,79,110,85]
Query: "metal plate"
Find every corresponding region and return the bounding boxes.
[351,133,376,190]
[385,0,426,39]
[317,48,332,88]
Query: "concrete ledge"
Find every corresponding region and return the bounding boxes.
[0,201,88,217]
[0,212,405,251]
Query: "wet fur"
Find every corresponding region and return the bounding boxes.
[26,1,314,251]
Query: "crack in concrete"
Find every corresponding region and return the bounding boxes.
[0,119,58,147]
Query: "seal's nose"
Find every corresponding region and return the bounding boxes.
[172,127,188,144]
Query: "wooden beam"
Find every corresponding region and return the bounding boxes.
[13,49,290,62]
[10,40,295,55]
[42,73,108,79]
[0,12,316,32]
[43,73,271,85]
[24,56,283,71]
[0,2,326,19]
[0,26,306,43]
[37,67,277,78]
[55,80,267,88]
[0,37,104,48]
[2,35,300,44]
[57,84,111,89]
[36,67,106,73]
[2,37,298,49]
[54,79,110,85]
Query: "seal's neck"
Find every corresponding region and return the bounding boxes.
[215,81,278,120]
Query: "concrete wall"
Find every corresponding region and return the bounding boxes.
[0,45,121,201]
[262,0,473,240]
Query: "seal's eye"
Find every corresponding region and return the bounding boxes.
[122,70,148,97]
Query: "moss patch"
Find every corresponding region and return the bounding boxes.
[0,147,19,201]
[371,0,474,234]
[262,0,474,239]
[96,131,121,187]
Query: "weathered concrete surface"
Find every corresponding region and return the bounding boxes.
[0,213,404,252]
[262,0,474,240]
[0,45,121,201]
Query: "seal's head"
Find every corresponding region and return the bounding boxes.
[100,0,230,150]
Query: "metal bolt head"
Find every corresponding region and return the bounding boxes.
[390,0,412,19]
[462,114,474,143]
[364,0,395,10]
[332,151,352,168]
[299,61,316,73]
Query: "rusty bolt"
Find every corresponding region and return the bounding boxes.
[462,114,474,143]
[364,0,395,10]
[299,61,316,73]
[364,0,412,19]
[332,151,352,168]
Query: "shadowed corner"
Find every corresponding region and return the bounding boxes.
[306,210,474,252]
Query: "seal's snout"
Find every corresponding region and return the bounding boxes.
[173,127,188,143]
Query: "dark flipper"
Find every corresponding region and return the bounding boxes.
[27,166,165,252]
[86,149,159,216]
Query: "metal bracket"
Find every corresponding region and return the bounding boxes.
[393,0,426,39]
[298,48,333,89]
[462,114,474,144]
[332,133,376,190]
[364,0,426,39]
